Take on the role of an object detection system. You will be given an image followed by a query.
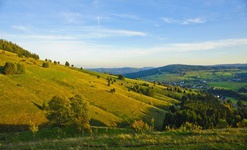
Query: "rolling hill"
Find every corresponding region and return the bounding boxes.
[88,67,154,75]
[124,64,247,104]
[0,49,181,132]
[124,64,247,79]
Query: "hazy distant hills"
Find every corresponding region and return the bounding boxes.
[124,64,247,79]
[88,67,154,75]
[89,63,247,81]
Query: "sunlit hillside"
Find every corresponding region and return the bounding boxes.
[0,50,180,131]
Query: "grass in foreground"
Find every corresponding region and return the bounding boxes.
[1,127,246,150]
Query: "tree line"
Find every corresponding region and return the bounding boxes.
[0,39,39,59]
[163,92,247,130]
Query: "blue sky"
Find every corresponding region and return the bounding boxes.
[0,0,247,67]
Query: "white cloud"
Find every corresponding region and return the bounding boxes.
[112,13,140,20]
[162,17,177,24]
[162,17,206,25]
[181,18,206,24]
[102,29,146,37]
[12,25,30,31]
[60,12,82,23]
[2,33,77,41]
[145,38,247,53]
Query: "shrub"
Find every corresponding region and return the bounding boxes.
[131,120,150,133]
[42,62,49,68]
[217,119,229,128]
[65,61,70,66]
[118,74,125,80]
[3,62,25,75]
[16,63,25,74]
[4,62,17,75]
[29,121,39,136]
[110,88,116,93]
[131,84,155,97]
[237,119,247,127]
[179,122,202,133]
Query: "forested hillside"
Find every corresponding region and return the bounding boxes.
[88,67,154,75]
[124,64,247,79]
[0,39,39,59]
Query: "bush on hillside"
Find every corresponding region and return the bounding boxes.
[65,61,70,66]
[4,62,17,75]
[131,120,150,133]
[16,63,25,74]
[3,62,25,75]
[110,88,116,93]
[131,84,155,97]
[118,74,125,80]
[42,62,49,68]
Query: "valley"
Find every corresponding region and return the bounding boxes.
[0,40,246,149]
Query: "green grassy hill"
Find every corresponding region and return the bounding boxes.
[0,50,180,131]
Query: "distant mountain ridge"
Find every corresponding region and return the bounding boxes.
[88,67,154,75]
[124,64,247,79]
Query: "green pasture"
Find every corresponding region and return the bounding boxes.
[0,127,246,150]
[0,50,179,130]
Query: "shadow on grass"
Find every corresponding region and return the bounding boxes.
[32,101,44,110]
[90,119,107,127]
[0,66,4,74]
[0,124,29,133]
[0,123,50,133]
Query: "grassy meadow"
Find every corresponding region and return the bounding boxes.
[1,50,246,149]
[207,81,246,91]
[0,50,179,131]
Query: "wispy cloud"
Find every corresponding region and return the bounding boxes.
[181,18,206,24]
[12,25,30,31]
[101,29,146,37]
[162,17,206,25]
[162,17,177,24]
[2,33,77,41]
[112,13,140,20]
[60,12,82,23]
[146,38,247,53]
